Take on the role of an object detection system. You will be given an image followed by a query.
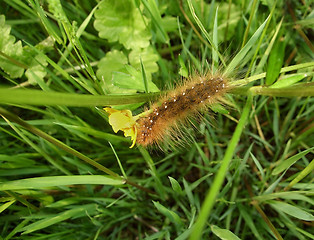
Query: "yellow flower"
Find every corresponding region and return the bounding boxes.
[104,108,137,148]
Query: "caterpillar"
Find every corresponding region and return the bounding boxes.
[136,73,230,148]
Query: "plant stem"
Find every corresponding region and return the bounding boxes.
[250,83,314,97]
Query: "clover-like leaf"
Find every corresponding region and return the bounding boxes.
[216,3,241,42]
[97,50,159,93]
[94,0,151,50]
[0,15,24,78]
[0,15,52,83]
[112,65,159,92]
[96,50,136,94]
[25,52,48,85]
[129,46,159,77]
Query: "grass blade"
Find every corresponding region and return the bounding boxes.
[284,159,314,191]
[189,93,253,240]
[0,175,125,191]
[20,204,97,234]
[224,16,270,76]
[0,88,159,106]
[272,147,314,175]
[211,225,241,240]
[153,201,183,230]
[269,200,314,221]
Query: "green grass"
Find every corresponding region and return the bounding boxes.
[0,0,313,239]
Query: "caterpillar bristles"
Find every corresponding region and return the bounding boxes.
[136,71,231,150]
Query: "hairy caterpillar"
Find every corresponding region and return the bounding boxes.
[136,73,230,147]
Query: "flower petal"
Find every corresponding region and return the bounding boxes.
[123,126,137,148]
[104,107,137,148]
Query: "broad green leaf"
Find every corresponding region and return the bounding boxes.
[112,65,159,92]
[0,15,24,78]
[168,176,183,194]
[272,147,314,175]
[256,18,283,73]
[211,225,242,240]
[96,50,133,94]
[153,201,183,229]
[128,46,159,77]
[0,175,125,191]
[216,3,241,43]
[178,54,188,78]
[161,16,178,33]
[0,15,52,84]
[128,47,160,92]
[269,200,314,221]
[269,73,309,89]
[25,53,48,85]
[97,49,159,94]
[94,0,151,50]
[266,34,286,85]
[142,0,169,43]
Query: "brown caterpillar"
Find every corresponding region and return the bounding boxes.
[136,73,230,147]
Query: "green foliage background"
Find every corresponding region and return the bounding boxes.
[0,0,313,239]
